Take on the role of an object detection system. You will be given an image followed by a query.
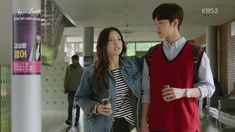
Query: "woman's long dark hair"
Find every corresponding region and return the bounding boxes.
[92,27,127,96]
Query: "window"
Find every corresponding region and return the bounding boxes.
[126,42,160,56]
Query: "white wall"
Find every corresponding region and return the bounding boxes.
[0,0,11,64]
[42,62,68,111]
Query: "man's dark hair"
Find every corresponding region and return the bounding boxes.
[71,55,79,60]
[152,3,184,29]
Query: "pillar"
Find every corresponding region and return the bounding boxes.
[12,0,41,132]
[206,26,217,79]
[83,27,94,67]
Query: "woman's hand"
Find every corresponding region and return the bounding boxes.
[97,104,113,116]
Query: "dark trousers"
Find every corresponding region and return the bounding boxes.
[111,118,133,132]
[67,92,80,122]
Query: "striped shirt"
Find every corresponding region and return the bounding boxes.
[111,68,135,125]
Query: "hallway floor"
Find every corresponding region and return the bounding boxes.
[42,111,82,132]
[42,110,235,132]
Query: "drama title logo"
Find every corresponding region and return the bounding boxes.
[17,8,41,15]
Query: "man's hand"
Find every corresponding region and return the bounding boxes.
[140,119,150,132]
[161,85,185,102]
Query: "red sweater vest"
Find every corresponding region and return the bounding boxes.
[147,42,200,132]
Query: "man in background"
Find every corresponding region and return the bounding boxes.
[64,55,84,126]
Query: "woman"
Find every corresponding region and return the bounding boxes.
[75,27,143,132]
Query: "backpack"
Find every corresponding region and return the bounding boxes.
[145,43,204,83]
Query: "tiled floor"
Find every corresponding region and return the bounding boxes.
[42,111,82,132]
[42,110,235,132]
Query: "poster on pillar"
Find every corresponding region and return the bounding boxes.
[12,13,41,75]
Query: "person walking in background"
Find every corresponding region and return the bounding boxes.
[64,55,84,126]
[74,27,143,132]
[140,3,215,132]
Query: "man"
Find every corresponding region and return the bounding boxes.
[64,55,83,126]
[140,3,215,132]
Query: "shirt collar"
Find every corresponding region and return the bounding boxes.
[163,37,187,48]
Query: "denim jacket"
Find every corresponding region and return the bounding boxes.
[74,56,143,132]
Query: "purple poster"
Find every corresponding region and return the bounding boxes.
[12,13,41,75]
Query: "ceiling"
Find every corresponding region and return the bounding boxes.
[54,0,235,41]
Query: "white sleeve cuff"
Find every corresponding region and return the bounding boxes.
[197,85,208,99]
